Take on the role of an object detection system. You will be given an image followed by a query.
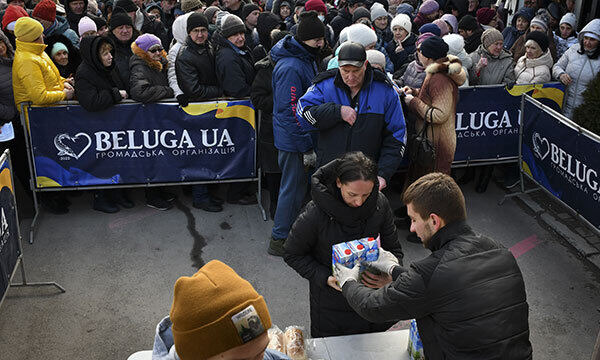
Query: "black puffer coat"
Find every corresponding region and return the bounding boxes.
[343,221,533,360]
[330,8,352,41]
[175,37,221,101]
[284,159,404,337]
[75,36,126,111]
[129,42,174,103]
[108,30,139,92]
[213,32,256,98]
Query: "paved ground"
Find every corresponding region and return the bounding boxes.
[0,180,599,359]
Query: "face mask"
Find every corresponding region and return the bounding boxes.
[318,15,325,22]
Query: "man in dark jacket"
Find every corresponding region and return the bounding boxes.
[335,172,533,360]
[330,0,364,41]
[108,7,138,91]
[64,0,88,32]
[458,14,483,53]
[175,12,224,212]
[268,11,325,256]
[115,0,169,47]
[241,3,260,50]
[296,42,406,191]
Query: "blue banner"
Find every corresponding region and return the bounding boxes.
[522,97,600,230]
[28,100,256,188]
[0,151,20,303]
[453,83,565,163]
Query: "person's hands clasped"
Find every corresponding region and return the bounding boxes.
[340,105,357,126]
[63,87,74,100]
[366,248,400,275]
[333,263,360,290]
[559,73,572,86]
[361,271,393,288]
[327,276,342,291]
[119,90,128,99]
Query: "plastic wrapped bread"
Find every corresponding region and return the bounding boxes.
[284,326,307,360]
[267,326,285,354]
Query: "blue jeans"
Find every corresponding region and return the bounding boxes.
[272,150,308,240]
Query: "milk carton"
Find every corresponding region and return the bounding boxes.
[347,240,367,263]
[332,242,356,272]
[332,236,380,275]
[361,237,379,262]
[407,319,425,360]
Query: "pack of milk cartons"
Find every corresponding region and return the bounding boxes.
[332,235,380,273]
[407,319,425,360]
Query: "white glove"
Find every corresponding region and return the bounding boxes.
[334,263,360,288]
[303,150,317,169]
[366,248,400,275]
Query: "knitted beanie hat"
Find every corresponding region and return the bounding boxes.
[187,12,208,33]
[304,0,327,14]
[296,10,325,41]
[220,14,245,38]
[370,3,387,21]
[181,0,204,12]
[416,31,435,46]
[441,13,457,33]
[78,16,97,35]
[443,33,464,55]
[14,17,43,42]
[391,13,411,33]
[50,41,68,57]
[433,19,449,36]
[396,3,414,18]
[419,22,441,36]
[109,7,133,29]
[530,15,548,32]
[241,3,260,20]
[352,7,370,23]
[170,260,272,360]
[476,7,496,25]
[204,6,220,23]
[366,49,386,69]
[559,12,576,29]
[2,4,28,30]
[481,27,503,48]
[115,0,138,12]
[346,23,378,47]
[458,14,478,31]
[33,0,56,23]
[419,0,439,15]
[420,35,448,59]
[135,33,161,51]
[92,14,107,29]
[526,30,548,53]
[215,10,230,29]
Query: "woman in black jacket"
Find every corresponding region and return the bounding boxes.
[284,151,404,338]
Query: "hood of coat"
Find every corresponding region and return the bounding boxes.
[131,41,167,70]
[65,0,88,25]
[425,54,467,86]
[256,12,285,49]
[45,16,71,36]
[518,49,553,69]
[172,12,191,45]
[310,158,379,226]
[269,34,314,64]
[80,35,116,72]
[44,33,81,68]
[579,18,600,43]
[0,30,15,62]
[511,7,534,28]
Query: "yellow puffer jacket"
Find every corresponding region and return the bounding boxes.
[12,39,65,109]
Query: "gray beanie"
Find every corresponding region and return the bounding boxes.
[204,6,221,23]
[559,12,576,29]
[370,3,388,21]
[530,15,548,32]
[220,14,246,38]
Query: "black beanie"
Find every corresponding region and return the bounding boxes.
[241,3,260,21]
[114,0,138,12]
[419,35,449,60]
[526,30,549,53]
[109,7,133,29]
[187,12,209,33]
[352,7,371,23]
[296,10,325,41]
[458,14,478,31]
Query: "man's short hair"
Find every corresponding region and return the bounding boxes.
[403,172,467,224]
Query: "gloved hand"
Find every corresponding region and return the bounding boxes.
[303,150,317,169]
[176,94,189,107]
[366,248,400,275]
[334,263,360,288]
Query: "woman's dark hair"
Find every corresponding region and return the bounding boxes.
[336,152,378,184]
[578,35,600,59]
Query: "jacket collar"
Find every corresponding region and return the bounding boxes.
[15,39,47,55]
[427,220,471,251]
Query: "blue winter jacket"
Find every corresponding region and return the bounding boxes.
[271,35,318,153]
[296,66,407,181]
[502,7,534,50]
[44,16,80,48]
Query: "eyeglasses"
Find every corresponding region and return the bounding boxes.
[148,47,163,53]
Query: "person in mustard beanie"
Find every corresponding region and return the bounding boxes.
[152,260,290,360]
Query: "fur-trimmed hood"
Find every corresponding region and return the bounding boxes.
[131,42,167,71]
[425,54,467,86]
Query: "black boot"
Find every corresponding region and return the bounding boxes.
[93,191,119,213]
[475,166,494,193]
[110,189,134,208]
[457,167,475,185]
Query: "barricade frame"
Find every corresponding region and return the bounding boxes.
[20,99,267,245]
[499,94,600,237]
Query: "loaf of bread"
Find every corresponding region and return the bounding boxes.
[284,326,307,360]
[267,326,285,354]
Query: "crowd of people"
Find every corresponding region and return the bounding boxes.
[0,0,598,245]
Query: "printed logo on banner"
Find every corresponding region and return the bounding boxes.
[456,110,520,138]
[54,129,236,161]
[532,133,550,160]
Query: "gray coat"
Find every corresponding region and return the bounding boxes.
[469,45,516,85]
[552,19,600,119]
[399,60,426,89]
[0,30,16,122]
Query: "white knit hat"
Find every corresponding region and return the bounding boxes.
[559,12,576,28]
[391,13,411,33]
[346,23,378,47]
[370,3,388,21]
[443,33,464,55]
[366,49,386,69]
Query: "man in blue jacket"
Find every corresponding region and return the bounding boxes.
[268,10,325,257]
[296,42,406,191]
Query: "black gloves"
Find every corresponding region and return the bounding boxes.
[176,94,189,107]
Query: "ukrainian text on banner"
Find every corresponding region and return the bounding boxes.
[453,83,565,163]
[522,96,600,230]
[0,151,20,301]
[28,100,256,188]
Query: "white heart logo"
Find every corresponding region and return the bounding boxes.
[532,132,550,160]
[54,133,92,160]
